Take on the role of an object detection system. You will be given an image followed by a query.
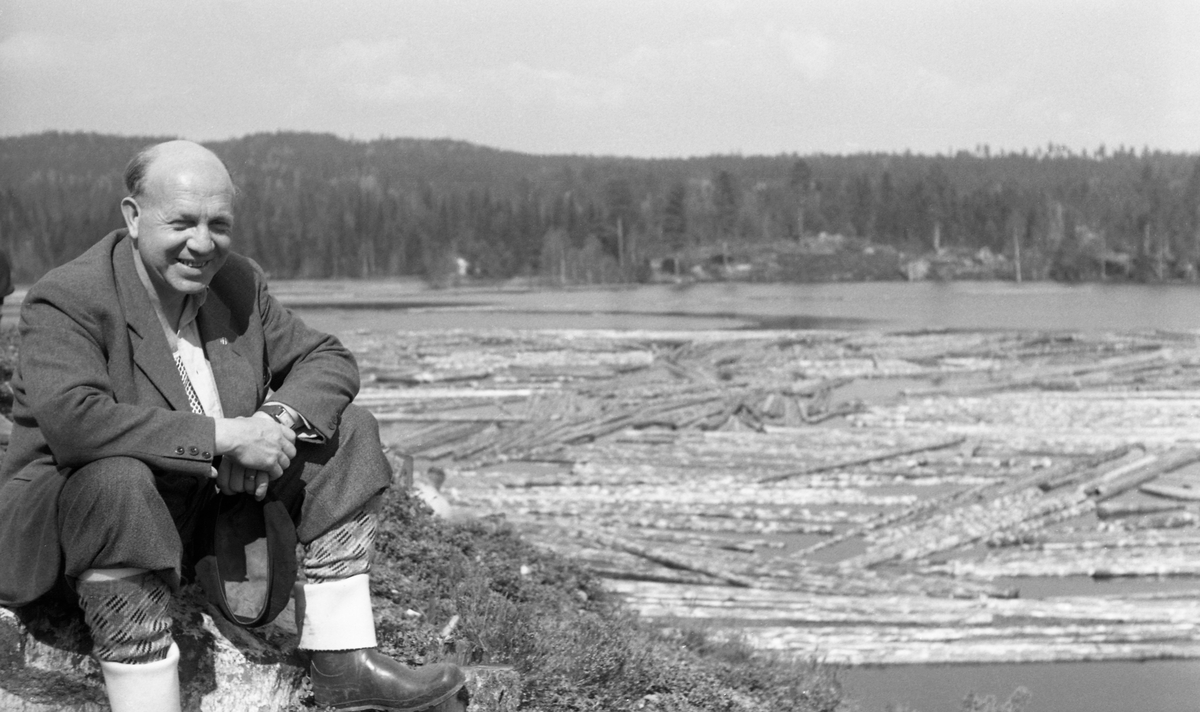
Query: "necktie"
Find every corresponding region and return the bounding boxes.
[174,354,204,415]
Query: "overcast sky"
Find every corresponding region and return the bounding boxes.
[2,0,1197,158]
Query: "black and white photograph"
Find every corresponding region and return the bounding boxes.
[2,2,1200,711]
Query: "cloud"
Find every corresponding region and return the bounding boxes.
[352,73,462,105]
[304,39,461,105]
[779,30,833,82]
[3,0,1196,155]
[486,62,624,111]
[0,32,70,71]
[316,38,409,74]
[898,66,956,103]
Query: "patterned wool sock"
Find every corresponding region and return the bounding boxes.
[302,509,377,583]
[76,570,173,664]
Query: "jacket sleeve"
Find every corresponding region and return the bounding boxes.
[253,268,359,441]
[16,285,216,476]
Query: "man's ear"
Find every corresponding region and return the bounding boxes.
[120,197,140,238]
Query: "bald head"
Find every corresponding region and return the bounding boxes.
[119,140,237,315]
[124,140,235,200]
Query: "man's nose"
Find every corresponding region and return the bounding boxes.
[187,226,216,253]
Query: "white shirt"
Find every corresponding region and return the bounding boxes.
[170,294,224,418]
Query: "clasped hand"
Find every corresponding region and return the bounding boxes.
[212,411,297,500]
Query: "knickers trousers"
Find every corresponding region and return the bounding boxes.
[0,404,393,604]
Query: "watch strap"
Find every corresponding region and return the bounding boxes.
[260,404,296,430]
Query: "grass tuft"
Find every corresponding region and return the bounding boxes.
[368,486,844,711]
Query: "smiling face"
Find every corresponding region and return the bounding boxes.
[120,142,235,314]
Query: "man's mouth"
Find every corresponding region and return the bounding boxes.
[178,258,210,269]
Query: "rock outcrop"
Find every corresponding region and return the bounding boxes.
[0,587,519,711]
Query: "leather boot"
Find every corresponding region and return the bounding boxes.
[295,573,466,711]
[310,648,466,711]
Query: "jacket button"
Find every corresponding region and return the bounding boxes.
[201,451,211,459]
[189,446,199,455]
[175,446,185,455]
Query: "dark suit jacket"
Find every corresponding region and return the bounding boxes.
[0,230,359,605]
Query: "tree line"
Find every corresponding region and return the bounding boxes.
[1,131,1198,284]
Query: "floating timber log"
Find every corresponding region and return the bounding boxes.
[757,436,968,484]
[337,327,1200,666]
[926,546,1200,579]
[1088,449,1200,502]
[609,580,1200,665]
[1034,447,1136,492]
[566,526,754,588]
[1096,500,1187,519]
[373,412,531,423]
[1141,482,1200,502]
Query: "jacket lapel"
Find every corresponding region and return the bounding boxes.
[113,233,194,412]
[197,290,258,417]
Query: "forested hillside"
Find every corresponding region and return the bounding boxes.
[2,131,1199,284]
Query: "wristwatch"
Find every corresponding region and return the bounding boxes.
[260,404,297,430]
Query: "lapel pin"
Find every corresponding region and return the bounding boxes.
[219,337,228,345]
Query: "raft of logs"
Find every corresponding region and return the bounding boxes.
[340,327,1200,665]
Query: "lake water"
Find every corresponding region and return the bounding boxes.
[842,660,1200,712]
[280,279,1200,335]
[288,278,1200,712]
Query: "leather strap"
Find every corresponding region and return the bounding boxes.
[195,494,297,629]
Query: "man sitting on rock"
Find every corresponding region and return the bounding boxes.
[0,140,465,711]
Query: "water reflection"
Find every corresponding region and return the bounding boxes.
[286,280,1200,334]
